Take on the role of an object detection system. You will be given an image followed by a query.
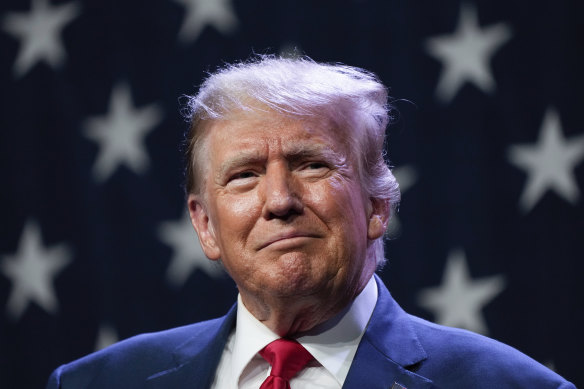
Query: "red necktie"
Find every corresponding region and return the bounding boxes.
[259,338,314,389]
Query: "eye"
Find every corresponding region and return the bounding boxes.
[305,162,328,170]
[298,162,331,178]
[229,171,257,181]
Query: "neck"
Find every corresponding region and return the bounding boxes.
[239,277,371,337]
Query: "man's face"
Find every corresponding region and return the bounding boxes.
[189,112,387,311]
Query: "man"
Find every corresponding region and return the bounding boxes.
[47,56,575,388]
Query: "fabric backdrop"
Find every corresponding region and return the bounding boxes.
[1,0,582,387]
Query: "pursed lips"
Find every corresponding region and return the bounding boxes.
[257,231,320,250]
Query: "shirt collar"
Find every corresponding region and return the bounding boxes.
[231,275,378,386]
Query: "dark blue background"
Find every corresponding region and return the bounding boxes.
[1,0,582,387]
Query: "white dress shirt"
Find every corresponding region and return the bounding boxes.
[210,276,378,388]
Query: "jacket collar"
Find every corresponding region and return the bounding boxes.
[342,275,435,389]
[144,275,435,389]
[144,304,237,388]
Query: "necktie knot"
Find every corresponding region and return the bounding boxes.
[259,338,314,388]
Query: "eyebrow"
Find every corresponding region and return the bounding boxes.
[283,143,346,165]
[216,151,265,181]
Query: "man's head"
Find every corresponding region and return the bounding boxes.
[184,56,400,334]
[184,55,400,268]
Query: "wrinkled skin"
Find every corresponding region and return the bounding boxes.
[188,112,389,336]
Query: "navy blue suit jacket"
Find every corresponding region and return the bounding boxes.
[47,276,575,388]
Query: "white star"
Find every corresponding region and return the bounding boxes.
[95,323,119,351]
[0,220,72,321]
[387,165,418,237]
[425,4,512,103]
[508,107,584,213]
[174,0,238,44]
[417,248,506,335]
[158,212,224,288]
[84,82,163,182]
[2,0,80,78]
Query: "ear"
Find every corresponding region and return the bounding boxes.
[367,197,391,240]
[188,194,221,261]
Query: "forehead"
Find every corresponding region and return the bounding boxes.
[205,112,348,159]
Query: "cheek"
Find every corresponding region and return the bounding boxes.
[306,180,367,229]
[225,195,257,216]
[214,194,260,241]
[304,175,349,205]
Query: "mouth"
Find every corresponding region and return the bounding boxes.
[258,232,319,251]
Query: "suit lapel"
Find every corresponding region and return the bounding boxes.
[142,276,436,389]
[343,276,435,389]
[144,304,237,389]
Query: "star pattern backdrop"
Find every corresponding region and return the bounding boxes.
[1,0,582,387]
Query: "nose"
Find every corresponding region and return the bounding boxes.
[261,163,303,220]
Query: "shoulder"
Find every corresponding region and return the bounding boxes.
[47,316,227,389]
[408,314,575,388]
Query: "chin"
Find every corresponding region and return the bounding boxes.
[269,274,336,301]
